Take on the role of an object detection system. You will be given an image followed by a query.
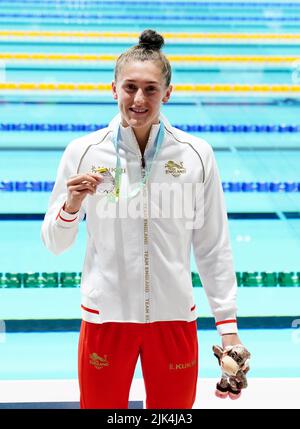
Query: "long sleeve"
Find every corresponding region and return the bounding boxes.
[41,142,85,255]
[192,145,238,335]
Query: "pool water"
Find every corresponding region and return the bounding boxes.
[1,0,300,385]
[1,329,299,380]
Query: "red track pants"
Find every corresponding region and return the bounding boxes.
[78,320,198,409]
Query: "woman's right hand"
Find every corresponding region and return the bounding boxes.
[64,173,102,213]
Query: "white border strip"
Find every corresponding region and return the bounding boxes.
[0,378,299,409]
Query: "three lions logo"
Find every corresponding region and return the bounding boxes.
[89,353,109,370]
[165,161,186,177]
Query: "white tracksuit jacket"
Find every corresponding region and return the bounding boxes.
[41,113,238,335]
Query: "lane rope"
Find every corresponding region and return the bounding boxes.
[1,52,299,64]
[2,123,300,133]
[1,30,300,42]
[2,1,300,6]
[1,12,300,21]
[1,181,300,193]
[1,270,299,288]
[2,0,300,6]
[1,82,300,93]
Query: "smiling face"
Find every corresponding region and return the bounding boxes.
[112,60,172,134]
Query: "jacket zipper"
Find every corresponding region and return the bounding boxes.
[141,156,146,170]
[141,155,150,322]
[132,129,153,323]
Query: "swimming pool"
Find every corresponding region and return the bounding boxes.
[0,0,300,407]
[0,329,299,380]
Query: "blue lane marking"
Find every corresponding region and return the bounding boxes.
[1,100,297,107]
[2,0,300,7]
[1,13,300,21]
[1,181,300,193]
[2,123,300,133]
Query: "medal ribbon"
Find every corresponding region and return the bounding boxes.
[109,121,165,201]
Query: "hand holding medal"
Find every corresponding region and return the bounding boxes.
[64,173,103,214]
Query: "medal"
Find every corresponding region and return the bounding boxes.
[91,121,164,201]
[94,167,115,194]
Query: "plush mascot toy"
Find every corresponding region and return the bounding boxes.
[213,344,251,399]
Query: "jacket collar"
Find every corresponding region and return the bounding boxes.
[108,113,172,156]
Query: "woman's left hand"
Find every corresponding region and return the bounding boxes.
[221,333,242,349]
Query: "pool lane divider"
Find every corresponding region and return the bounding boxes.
[1,30,300,43]
[1,82,300,94]
[1,271,299,288]
[1,181,300,193]
[3,0,300,7]
[2,53,299,65]
[0,100,297,107]
[1,12,300,22]
[2,123,300,133]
